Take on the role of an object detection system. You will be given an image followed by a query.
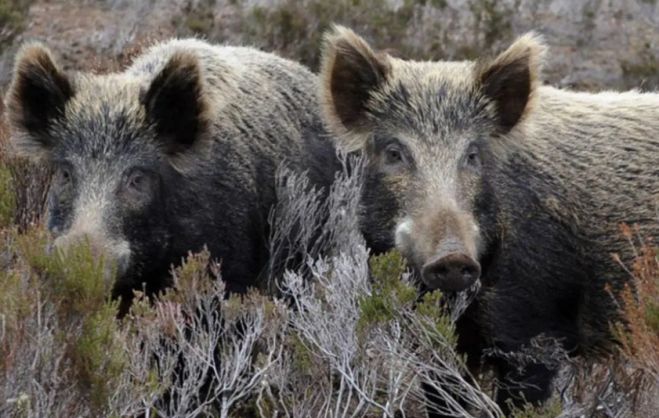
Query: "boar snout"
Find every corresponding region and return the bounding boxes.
[422,252,480,292]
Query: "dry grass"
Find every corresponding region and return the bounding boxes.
[550,225,659,418]
[0,101,50,231]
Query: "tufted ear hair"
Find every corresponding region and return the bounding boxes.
[141,51,209,157]
[6,43,74,159]
[320,25,390,152]
[476,32,545,134]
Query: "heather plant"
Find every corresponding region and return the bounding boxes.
[1,228,123,417]
[240,0,423,70]
[615,224,659,369]
[0,136,50,231]
[0,140,657,417]
[0,114,14,227]
[0,163,13,227]
[0,229,288,418]
[552,225,659,418]
[0,0,32,52]
[260,158,502,417]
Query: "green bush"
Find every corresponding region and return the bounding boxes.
[358,250,417,333]
[360,251,458,348]
[11,229,125,414]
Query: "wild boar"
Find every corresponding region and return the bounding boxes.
[6,38,336,314]
[319,26,658,414]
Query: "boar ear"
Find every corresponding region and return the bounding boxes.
[142,52,209,156]
[476,33,545,134]
[320,25,390,151]
[6,43,74,158]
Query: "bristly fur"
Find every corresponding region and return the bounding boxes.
[320,26,659,415]
[475,32,546,134]
[7,42,74,159]
[5,38,339,315]
[320,25,391,152]
[140,51,211,160]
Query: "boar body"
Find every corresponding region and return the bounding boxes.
[320,26,659,414]
[7,39,337,313]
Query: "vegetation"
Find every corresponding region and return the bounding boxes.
[1,139,655,416]
[0,0,30,31]
[0,3,657,416]
[241,0,424,69]
[621,47,659,91]
[0,162,13,227]
[175,0,511,71]
[0,150,494,417]
[0,0,32,53]
[0,114,13,227]
[469,0,513,52]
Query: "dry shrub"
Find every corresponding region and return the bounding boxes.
[0,102,15,227]
[0,156,501,418]
[0,100,51,231]
[178,0,450,71]
[0,146,656,417]
[607,225,658,415]
[259,157,501,418]
[0,0,33,51]
[553,224,658,418]
[0,225,285,418]
[615,224,659,376]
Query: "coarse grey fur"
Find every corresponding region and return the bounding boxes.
[6,38,336,314]
[320,25,658,414]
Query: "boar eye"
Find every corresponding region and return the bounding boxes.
[125,169,150,193]
[465,145,481,169]
[384,144,404,165]
[130,174,143,189]
[56,165,74,186]
[121,168,156,206]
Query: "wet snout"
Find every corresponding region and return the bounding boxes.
[422,251,480,292]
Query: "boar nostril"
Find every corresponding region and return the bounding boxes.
[461,265,478,277]
[422,253,481,292]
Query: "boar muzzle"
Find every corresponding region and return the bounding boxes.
[422,252,480,292]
